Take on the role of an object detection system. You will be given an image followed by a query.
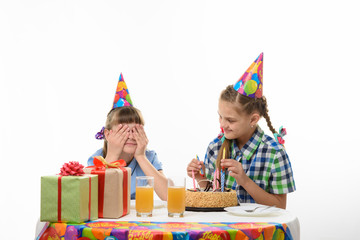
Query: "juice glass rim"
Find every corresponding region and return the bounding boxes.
[168,176,185,187]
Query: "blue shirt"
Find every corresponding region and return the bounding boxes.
[88,149,163,199]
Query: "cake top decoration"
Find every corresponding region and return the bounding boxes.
[59,161,85,176]
[233,52,263,98]
[188,179,232,192]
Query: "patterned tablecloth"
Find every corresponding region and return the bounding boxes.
[37,202,300,240]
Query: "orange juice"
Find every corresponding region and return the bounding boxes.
[167,186,185,214]
[136,186,154,213]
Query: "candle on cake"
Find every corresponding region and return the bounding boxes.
[221,148,226,192]
[192,169,196,191]
[197,155,204,177]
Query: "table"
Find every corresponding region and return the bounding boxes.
[36,202,300,240]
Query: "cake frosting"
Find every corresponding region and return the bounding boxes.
[185,189,238,208]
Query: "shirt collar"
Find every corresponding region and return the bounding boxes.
[231,126,264,161]
[127,158,136,168]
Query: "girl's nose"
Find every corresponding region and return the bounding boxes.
[128,129,134,139]
[219,119,226,129]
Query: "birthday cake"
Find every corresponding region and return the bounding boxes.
[186,153,238,209]
[185,187,238,209]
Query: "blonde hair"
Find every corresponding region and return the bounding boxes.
[103,106,145,157]
[216,85,277,167]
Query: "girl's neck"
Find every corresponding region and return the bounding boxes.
[118,152,134,165]
[236,127,256,149]
[105,151,134,165]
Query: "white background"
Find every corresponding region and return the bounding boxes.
[1,0,359,239]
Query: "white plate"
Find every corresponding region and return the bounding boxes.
[130,200,167,209]
[224,203,281,217]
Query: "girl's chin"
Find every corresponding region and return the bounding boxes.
[224,133,236,140]
[223,131,230,136]
[123,145,137,152]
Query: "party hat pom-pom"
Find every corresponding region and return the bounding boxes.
[59,161,85,176]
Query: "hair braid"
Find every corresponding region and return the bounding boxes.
[260,96,277,134]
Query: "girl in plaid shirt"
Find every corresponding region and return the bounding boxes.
[186,53,295,209]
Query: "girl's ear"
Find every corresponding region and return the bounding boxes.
[250,113,260,127]
[104,128,110,141]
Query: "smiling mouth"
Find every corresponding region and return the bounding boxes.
[125,142,137,145]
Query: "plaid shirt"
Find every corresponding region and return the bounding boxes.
[204,126,296,203]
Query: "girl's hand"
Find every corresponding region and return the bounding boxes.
[105,124,129,156]
[133,124,148,158]
[187,158,205,179]
[221,159,248,186]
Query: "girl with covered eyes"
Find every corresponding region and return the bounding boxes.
[88,74,167,200]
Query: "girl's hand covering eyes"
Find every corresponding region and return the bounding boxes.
[105,124,130,155]
[133,124,148,158]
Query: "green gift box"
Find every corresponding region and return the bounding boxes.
[41,174,98,223]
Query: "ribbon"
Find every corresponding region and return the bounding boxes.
[274,126,287,145]
[88,177,91,220]
[87,156,128,218]
[57,176,63,222]
[119,167,129,216]
[90,168,106,218]
[95,127,105,140]
[59,161,85,176]
[93,156,126,169]
[57,175,94,221]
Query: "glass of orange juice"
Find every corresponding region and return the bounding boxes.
[136,176,154,217]
[167,177,186,217]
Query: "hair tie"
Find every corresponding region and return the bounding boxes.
[218,127,226,143]
[274,126,287,145]
[95,127,105,140]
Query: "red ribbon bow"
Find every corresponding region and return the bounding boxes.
[59,161,85,176]
[93,156,126,169]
